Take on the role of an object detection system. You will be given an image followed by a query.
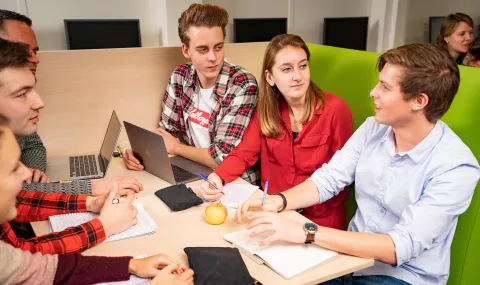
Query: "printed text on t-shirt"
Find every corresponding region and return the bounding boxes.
[189,107,210,128]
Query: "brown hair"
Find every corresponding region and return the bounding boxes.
[377,43,460,122]
[259,34,325,137]
[178,4,228,47]
[0,38,29,73]
[437,13,473,52]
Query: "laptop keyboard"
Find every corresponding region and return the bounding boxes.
[69,155,99,178]
[171,164,197,183]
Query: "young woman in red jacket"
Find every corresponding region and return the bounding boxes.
[201,34,353,230]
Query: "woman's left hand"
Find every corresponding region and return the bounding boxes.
[246,212,306,246]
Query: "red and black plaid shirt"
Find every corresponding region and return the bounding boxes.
[160,61,259,184]
[0,190,106,254]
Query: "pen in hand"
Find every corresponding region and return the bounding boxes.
[262,179,269,205]
[198,173,226,196]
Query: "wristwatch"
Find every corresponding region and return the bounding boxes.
[303,222,318,244]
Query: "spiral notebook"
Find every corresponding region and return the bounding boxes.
[49,203,157,243]
[96,255,151,285]
[224,229,338,279]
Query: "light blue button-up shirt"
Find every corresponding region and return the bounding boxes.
[308,117,480,285]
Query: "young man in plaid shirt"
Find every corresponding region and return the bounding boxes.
[123,4,259,184]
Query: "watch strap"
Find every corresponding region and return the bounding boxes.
[270,192,287,212]
[305,232,315,244]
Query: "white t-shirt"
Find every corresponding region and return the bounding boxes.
[189,87,214,148]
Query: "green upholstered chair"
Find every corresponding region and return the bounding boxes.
[306,43,480,285]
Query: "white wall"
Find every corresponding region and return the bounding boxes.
[205,0,380,51]
[0,0,168,50]
[291,0,371,46]
[165,0,200,47]
[204,0,288,43]
[7,0,478,52]
[0,0,27,14]
[1,0,386,52]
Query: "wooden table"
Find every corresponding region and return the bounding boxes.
[32,158,373,285]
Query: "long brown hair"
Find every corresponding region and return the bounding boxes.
[437,13,473,53]
[258,34,324,137]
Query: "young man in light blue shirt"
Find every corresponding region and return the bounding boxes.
[235,43,480,285]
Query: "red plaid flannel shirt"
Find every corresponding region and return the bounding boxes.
[0,190,106,254]
[160,61,259,184]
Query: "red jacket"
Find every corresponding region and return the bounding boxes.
[215,92,353,229]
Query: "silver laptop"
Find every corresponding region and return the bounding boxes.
[123,121,212,184]
[46,111,121,181]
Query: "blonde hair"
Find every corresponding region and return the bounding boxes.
[258,34,324,137]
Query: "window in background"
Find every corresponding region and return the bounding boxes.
[323,17,369,51]
[234,18,287,43]
[64,19,141,50]
[429,16,446,44]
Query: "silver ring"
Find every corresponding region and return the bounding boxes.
[112,198,120,204]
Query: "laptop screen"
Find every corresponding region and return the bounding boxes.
[98,111,121,173]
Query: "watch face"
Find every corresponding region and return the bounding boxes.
[304,222,318,233]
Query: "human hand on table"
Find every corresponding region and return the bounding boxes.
[246,211,306,246]
[154,128,181,155]
[129,253,190,279]
[97,182,138,237]
[123,149,145,171]
[91,176,143,196]
[200,173,224,202]
[235,194,283,223]
[152,263,194,285]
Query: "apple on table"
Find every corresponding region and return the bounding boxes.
[205,202,228,225]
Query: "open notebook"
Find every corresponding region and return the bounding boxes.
[49,203,157,243]
[97,255,151,285]
[224,229,338,279]
[205,183,259,208]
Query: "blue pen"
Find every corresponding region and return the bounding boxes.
[262,179,269,205]
[198,173,226,196]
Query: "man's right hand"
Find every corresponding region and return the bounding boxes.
[97,182,138,237]
[151,264,194,285]
[200,173,224,202]
[123,149,144,171]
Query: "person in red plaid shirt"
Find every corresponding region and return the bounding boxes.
[0,112,194,284]
[0,38,140,255]
[2,183,138,254]
[123,4,259,184]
